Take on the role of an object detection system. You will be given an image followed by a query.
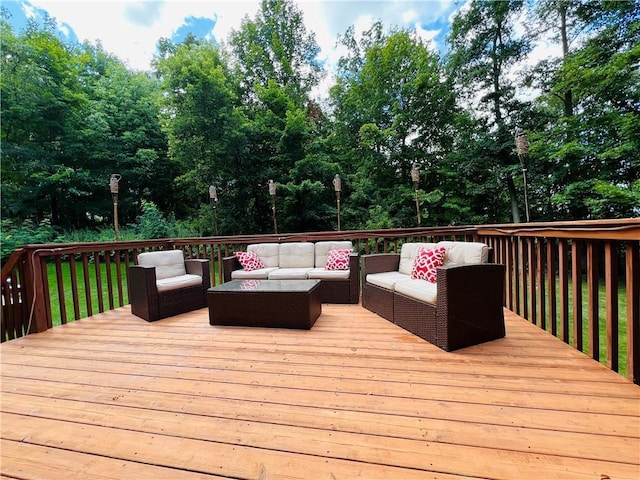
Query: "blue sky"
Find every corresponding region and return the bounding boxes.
[5,1,467,99]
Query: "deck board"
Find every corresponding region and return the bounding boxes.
[2,305,639,479]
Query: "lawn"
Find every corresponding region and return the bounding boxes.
[526,277,629,378]
[47,259,132,327]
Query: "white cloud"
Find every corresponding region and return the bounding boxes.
[25,0,464,96]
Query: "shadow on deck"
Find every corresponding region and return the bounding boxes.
[1,304,639,479]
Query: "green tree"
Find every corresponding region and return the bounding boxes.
[76,51,168,226]
[446,0,532,223]
[1,17,168,231]
[228,0,323,108]
[226,0,328,233]
[527,0,640,219]
[154,35,244,230]
[1,17,88,228]
[330,25,457,228]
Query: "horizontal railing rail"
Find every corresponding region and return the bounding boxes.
[1,219,638,384]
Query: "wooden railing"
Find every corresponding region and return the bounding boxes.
[1,219,638,384]
[479,219,639,384]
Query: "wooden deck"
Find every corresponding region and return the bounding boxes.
[1,304,639,479]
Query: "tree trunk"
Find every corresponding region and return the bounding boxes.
[560,3,574,117]
[506,175,521,223]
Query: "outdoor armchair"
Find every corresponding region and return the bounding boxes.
[129,250,210,322]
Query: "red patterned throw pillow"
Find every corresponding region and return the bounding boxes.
[325,249,351,270]
[235,251,265,271]
[411,246,446,283]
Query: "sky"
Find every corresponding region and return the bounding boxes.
[7,0,468,100]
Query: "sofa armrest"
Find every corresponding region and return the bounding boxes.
[185,259,210,289]
[436,263,506,350]
[222,255,242,283]
[348,252,360,303]
[129,265,160,320]
[348,252,360,272]
[361,253,400,277]
[436,263,504,302]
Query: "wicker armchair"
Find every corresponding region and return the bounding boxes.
[362,243,505,351]
[129,250,210,322]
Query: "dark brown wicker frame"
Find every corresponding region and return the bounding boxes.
[361,253,399,322]
[129,259,210,322]
[222,252,360,304]
[362,253,505,351]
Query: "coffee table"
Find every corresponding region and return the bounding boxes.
[208,279,322,329]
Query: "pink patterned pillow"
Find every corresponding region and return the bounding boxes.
[411,246,446,283]
[325,249,351,270]
[234,251,265,271]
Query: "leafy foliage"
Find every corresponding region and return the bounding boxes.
[1,0,637,254]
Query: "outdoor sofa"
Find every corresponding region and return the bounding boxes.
[362,241,505,351]
[223,241,359,304]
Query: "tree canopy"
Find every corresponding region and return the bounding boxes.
[1,0,638,244]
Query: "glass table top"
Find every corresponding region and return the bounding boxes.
[209,279,321,293]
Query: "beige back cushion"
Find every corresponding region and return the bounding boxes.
[398,242,437,275]
[314,241,353,268]
[138,250,186,280]
[247,243,280,268]
[437,241,489,266]
[279,242,315,268]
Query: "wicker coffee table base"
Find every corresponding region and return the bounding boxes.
[208,280,322,329]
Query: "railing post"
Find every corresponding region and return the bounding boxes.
[28,252,51,333]
[626,241,639,385]
[558,239,569,343]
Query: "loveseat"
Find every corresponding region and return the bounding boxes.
[129,249,210,322]
[222,241,359,304]
[362,241,505,351]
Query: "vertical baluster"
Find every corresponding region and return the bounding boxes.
[604,241,619,372]
[572,240,583,351]
[587,241,600,361]
[559,239,569,343]
[54,256,67,325]
[536,238,546,328]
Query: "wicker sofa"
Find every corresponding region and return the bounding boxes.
[223,241,359,304]
[129,250,210,322]
[362,241,505,351]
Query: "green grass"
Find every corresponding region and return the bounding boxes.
[521,276,629,378]
[47,259,132,327]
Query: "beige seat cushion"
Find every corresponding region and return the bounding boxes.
[231,267,278,280]
[268,268,313,280]
[156,274,202,292]
[366,271,408,290]
[307,268,350,280]
[394,277,438,304]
